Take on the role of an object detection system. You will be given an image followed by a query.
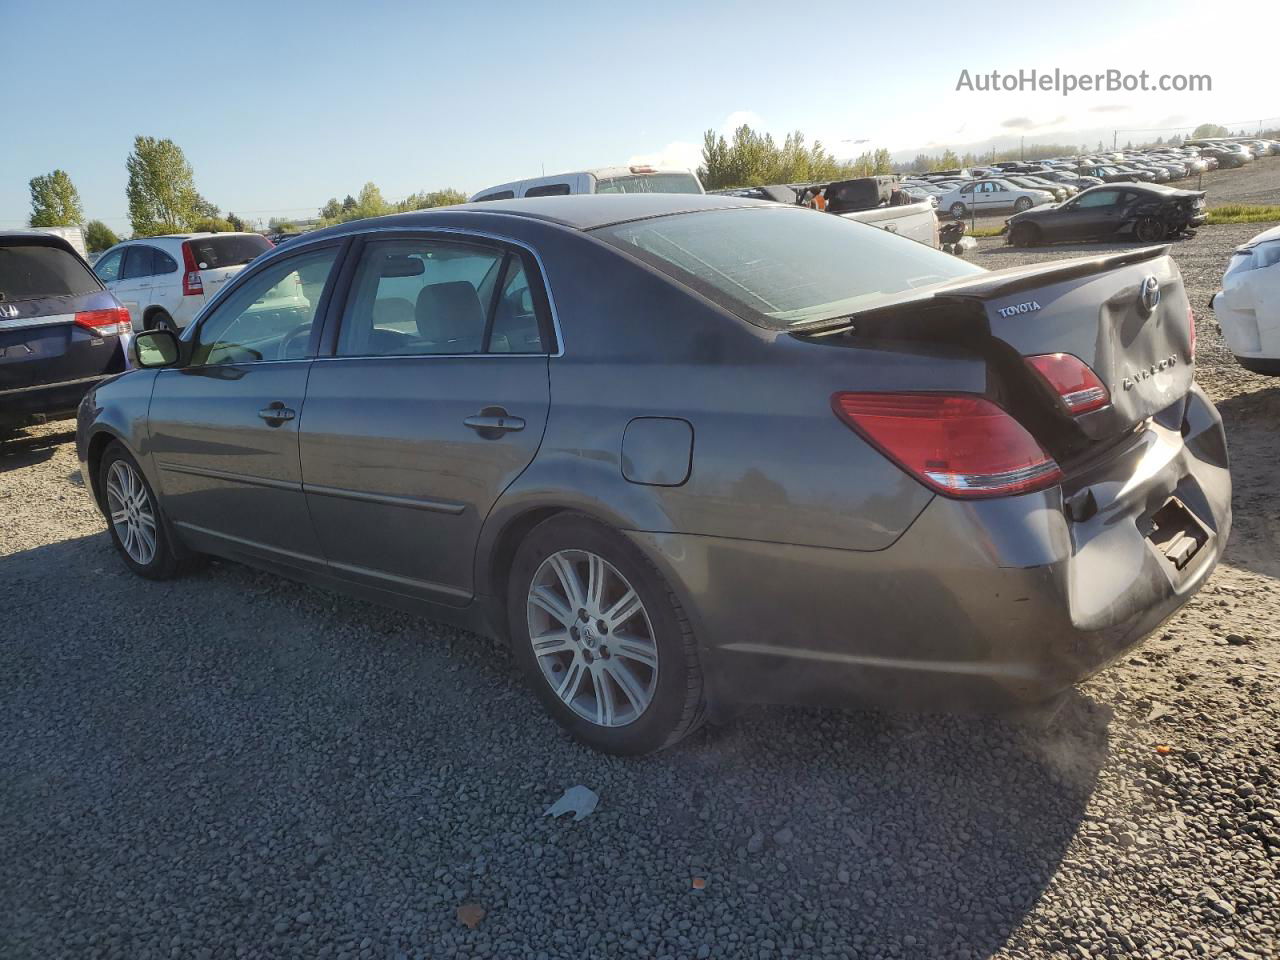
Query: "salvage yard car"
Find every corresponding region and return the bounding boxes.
[935,178,1055,219]
[93,232,274,332]
[1005,183,1207,246]
[1211,223,1280,375]
[77,194,1229,755]
[1,231,131,434]
[469,165,703,202]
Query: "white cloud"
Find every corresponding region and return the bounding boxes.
[722,110,764,136]
[626,141,704,173]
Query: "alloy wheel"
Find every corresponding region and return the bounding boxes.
[105,459,157,565]
[526,549,658,728]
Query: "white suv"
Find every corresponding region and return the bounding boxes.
[469,165,704,202]
[92,233,274,331]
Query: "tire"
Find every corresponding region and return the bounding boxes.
[949,202,967,219]
[146,310,177,333]
[507,513,705,755]
[1014,197,1033,213]
[1008,223,1039,247]
[99,442,194,580]
[1134,216,1167,243]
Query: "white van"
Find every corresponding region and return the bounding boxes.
[469,165,704,202]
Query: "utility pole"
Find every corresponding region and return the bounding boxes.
[1021,136,1025,160]
[1113,130,1118,150]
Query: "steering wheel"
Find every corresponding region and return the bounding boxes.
[277,324,312,361]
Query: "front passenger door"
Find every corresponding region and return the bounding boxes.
[147,243,343,566]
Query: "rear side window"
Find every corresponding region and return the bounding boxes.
[186,234,272,269]
[0,242,100,301]
[525,183,571,197]
[121,246,157,280]
[593,173,702,195]
[474,191,515,202]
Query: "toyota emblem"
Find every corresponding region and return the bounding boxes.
[1139,275,1161,314]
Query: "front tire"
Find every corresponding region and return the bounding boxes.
[147,310,177,333]
[950,202,967,219]
[507,513,705,755]
[1014,197,1033,213]
[100,443,189,580]
[1008,223,1040,247]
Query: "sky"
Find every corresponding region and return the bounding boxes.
[2,0,1276,230]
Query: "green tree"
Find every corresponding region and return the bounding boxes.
[1192,123,1229,139]
[320,198,342,220]
[267,217,298,234]
[28,169,84,226]
[354,182,390,219]
[83,220,119,253]
[341,194,357,212]
[697,124,858,190]
[226,212,247,232]
[191,216,235,233]
[395,188,467,212]
[125,136,202,236]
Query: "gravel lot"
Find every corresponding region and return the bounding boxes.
[3,184,1279,958]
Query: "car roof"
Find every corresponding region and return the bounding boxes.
[304,194,774,239]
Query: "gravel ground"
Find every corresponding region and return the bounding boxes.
[3,196,1279,958]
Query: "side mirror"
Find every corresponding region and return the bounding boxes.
[130,329,180,368]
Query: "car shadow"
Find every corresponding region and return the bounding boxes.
[0,427,77,474]
[1211,384,1280,580]
[2,531,1108,958]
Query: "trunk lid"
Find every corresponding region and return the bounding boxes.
[800,245,1194,443]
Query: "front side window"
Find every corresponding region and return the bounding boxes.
[191,246,338,366]
[1076,190,1120,208]
[595,206,982,330]
[93,248,124,284]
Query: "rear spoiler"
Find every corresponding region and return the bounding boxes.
[794,245,1171,336]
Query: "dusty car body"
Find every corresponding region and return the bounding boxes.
[76,195,1229,754]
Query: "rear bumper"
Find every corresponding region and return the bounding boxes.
[629,384,1230,712]
[0,374,113,428]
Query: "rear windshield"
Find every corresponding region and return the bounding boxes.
[593,173,703,195]
[594,206,982,329]
[0,242,100,302]
[186,234,272,270]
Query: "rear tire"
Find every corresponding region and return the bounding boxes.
[100,442,195,580]
[1134,216,1167,243]
[507,513,705,755]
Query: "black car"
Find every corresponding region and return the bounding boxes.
[0,233,131,433]
[1006,183,1207,246]
[1076,164,1148,184]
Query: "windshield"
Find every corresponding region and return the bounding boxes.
[0,241,100,301]
[187,234,272,270]
[594,206,982,329]
[593,173,703,195]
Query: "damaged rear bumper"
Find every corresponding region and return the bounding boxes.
[628,384,1230,713]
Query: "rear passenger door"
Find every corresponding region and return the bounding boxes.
[299,233,554,604]
[113,246,158,327]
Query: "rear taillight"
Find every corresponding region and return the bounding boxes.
[74,307,132,337]
[1187,304,1196,361]
[1024,353,1110,414]
[832,392,1062,499]
[181,241,204,296]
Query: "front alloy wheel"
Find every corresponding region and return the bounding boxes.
[106,458,157,566]
[528,549,658,727]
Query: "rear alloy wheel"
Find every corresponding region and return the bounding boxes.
[1014,197,1033,213]
[100,443,189,579]
[1134,216,1167,243]
[508,514,704,755]
[950,202,967,219]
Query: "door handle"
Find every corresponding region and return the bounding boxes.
[258,402,296,425]
[464,406,525,438]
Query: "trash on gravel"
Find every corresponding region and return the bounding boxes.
[543,785,599,821]
[456,903,486,929]
[1155,744,1172,755]
[691,876,706,890]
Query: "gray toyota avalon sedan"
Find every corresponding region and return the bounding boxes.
[77,194,1229,754]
